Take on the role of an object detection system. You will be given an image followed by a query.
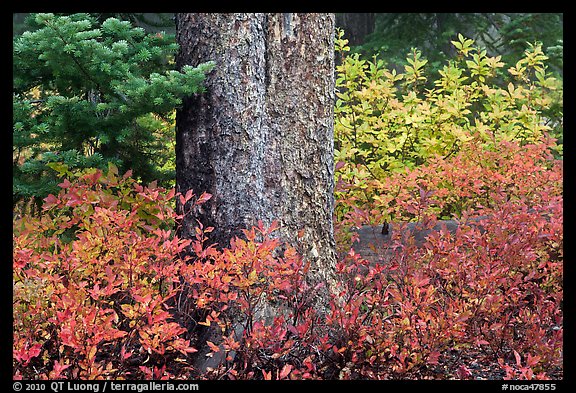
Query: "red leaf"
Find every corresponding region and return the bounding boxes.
[14,343,42,366]
[50,360,71,378]
[58,178,71,189]
[514,350,522,367]
[196,191,212,205]
[268,220,279,233]
[122,169,133,180]
[287,324,298,336]
[14,249,33,269]
[526,353,541,368]
[153,365,166,379]
[43,193,59,206]
[332,345,346,354]
[133,293,152,305]
[120,346,132,360]
[139,366,153,379]
[85,171,102,184]
[279,364,293,379]
[427,351,440,365]
[456,364,472,379]
[166,188,176,200]
[184,189,194,203]
[65,191,82,207]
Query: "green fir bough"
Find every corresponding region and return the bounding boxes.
[13,13,214,210]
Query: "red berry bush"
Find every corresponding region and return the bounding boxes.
[13,166,198,379]
[333,136,562,379]
[13,136,562,380]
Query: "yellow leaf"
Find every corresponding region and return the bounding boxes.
[87,345,97,361]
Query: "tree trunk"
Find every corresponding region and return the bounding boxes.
[175,13,336,371]
[335,13,375,46]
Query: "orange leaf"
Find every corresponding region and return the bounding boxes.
[87,345,97,361]
[198,319,211,327]
[206,341,220,353]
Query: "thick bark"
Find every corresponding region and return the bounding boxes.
[175,13,336,372]
[176,13,336,285]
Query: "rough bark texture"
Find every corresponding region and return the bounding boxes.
[176,13,336,285]
[175,13,336,371]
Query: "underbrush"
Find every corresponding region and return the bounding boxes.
[13,135,562,380]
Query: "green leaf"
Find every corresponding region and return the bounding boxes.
[46,162,71,177]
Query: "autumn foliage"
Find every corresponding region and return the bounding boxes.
[14,132,562,380]
[13,32,562,380]
[13,166,195,379]
[332,136,563,379]
[334,31,562,222]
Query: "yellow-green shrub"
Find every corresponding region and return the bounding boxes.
[334,30,562,220]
